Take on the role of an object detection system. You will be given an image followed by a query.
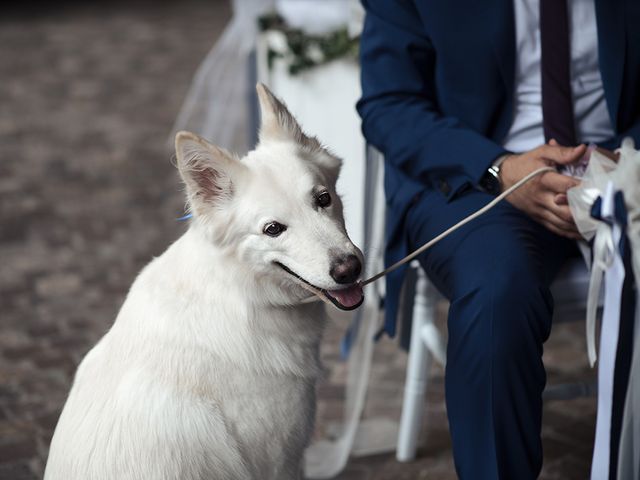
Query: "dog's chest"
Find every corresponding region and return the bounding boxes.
[220,371,317,475]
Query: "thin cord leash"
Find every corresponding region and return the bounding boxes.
[360,166,556,286]
[175,167,556,304]
[301,166,556,304]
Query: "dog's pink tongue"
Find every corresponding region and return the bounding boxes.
[327,284,364,309]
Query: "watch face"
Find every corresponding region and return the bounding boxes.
[481,171,500,195]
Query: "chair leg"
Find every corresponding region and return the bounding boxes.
[397,267,438,462]
[421,322,447,368]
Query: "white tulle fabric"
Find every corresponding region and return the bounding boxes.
[170,0,273,154]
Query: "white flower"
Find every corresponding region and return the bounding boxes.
[307,44,324,63]
[266,31,288,54]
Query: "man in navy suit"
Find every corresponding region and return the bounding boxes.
[357,0,640,477]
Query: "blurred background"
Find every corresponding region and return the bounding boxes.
[0,1,596,479]
[1,2,232,477]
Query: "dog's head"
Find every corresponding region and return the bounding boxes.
[174,84,364,310]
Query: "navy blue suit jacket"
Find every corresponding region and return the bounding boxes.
[356,0,640,339]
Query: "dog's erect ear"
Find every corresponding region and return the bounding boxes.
[256,83,342,181]
[256,82,306,143]
[174,131,242,214]
[256,83,293,141]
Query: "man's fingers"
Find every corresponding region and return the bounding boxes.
[544,197,575,223]
[536,214,582,239]
[537,143,586,165]
[530,200,579,233]
[531,211,578,239]
[545,213,577,234]
[539,171,580,193]
[539,207,580,236]
[541,221,580,239]
[554,193,568,206]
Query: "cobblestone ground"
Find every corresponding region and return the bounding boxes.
[0,2,597,479]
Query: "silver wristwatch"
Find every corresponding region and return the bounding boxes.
[480,154,509,195]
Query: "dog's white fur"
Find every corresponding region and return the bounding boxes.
[44,84,363,480]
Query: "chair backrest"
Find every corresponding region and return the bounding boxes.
[362,145,387,302]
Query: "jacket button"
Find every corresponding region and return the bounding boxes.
[438,179,451,195]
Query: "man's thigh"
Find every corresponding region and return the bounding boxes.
[405,187,577,301]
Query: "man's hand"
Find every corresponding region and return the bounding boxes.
[498,143,586,239]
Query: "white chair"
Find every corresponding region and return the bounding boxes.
[360,146,598,463]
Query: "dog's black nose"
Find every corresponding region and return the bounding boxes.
[330,254,362,285]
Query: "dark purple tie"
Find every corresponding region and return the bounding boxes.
[540,0,577,146]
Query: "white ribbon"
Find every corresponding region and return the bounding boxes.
[589,182,627,480]
[586,182,618,366]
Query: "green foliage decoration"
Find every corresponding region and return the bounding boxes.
[258,12,359,75]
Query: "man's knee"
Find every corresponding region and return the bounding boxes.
[449,259,553,366]
[489,269,553,362]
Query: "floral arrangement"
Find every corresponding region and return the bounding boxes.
[258,12,359,75]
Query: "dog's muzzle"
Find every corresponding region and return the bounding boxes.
[275,262,364,310]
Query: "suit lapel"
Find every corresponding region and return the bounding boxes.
[595,0,626,130]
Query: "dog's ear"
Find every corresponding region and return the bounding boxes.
[256,83,342,182]
[174,131,243,214]
[256,82,304,144]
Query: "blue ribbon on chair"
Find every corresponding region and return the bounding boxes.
[608,193,635,480]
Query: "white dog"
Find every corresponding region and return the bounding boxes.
[44,84,364,480]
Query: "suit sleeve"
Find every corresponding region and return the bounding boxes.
[356,0,508,198]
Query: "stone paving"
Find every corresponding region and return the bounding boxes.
[0,2,597,479]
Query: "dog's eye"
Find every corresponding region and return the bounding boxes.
[316,191,331,208]
[263,222,286,237]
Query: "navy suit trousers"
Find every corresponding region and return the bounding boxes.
[406,186,578,479]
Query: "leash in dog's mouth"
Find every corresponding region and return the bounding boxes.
[275,262,364,311]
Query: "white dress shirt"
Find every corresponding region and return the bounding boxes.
[502,0,615,153]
